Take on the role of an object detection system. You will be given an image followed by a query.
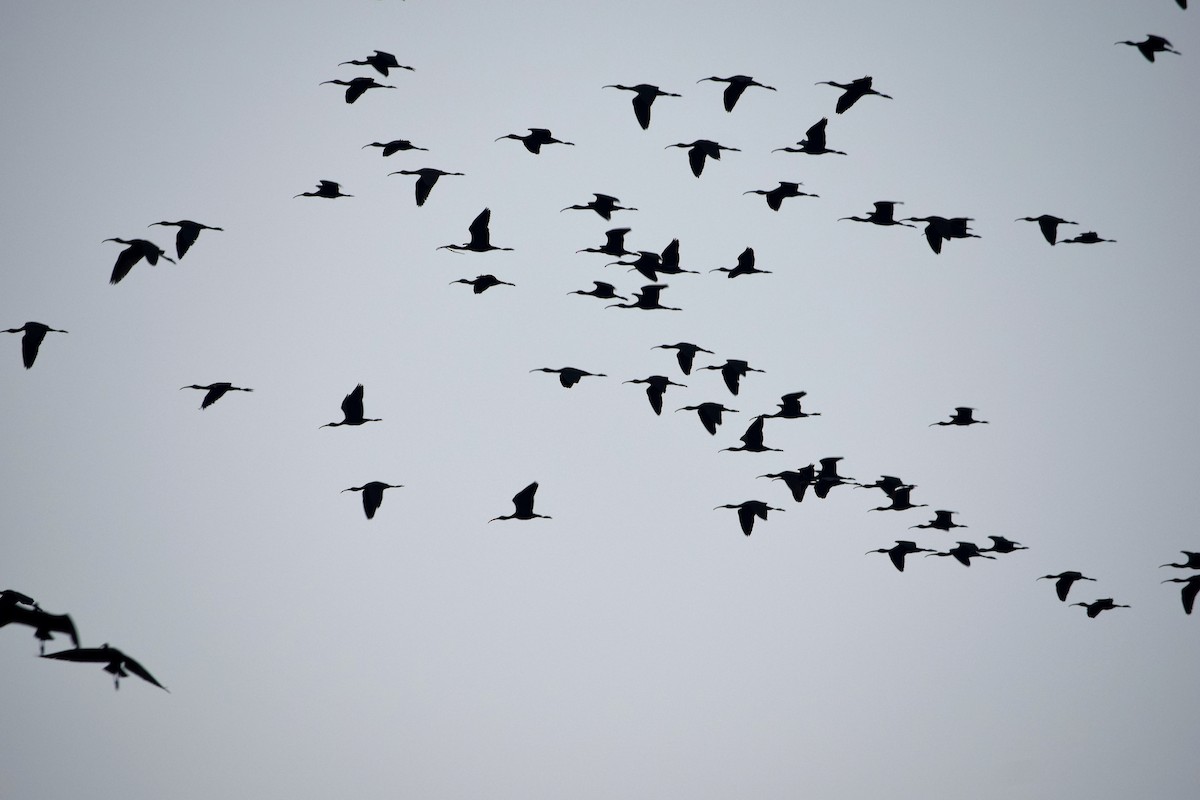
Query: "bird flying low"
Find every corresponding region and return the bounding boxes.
[343,482,403,520]
[3,322,67,369]
[43,644,167,691]
[149,220,223,259]
[389,168,463,207]
[104,238,175,284]
[339,50,414,76]
[321,77,396,103]
[603,83,681,129]
[714,500,784,536]
[490,482,550,521]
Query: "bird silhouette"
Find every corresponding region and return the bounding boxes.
[1060,231,1116,244]
[577,228,635,257]
[0,594,79,654]
[607,250,663,281]
[654,342,713,375]
[698,75,776,111]
[931,407,988,426]
[490,481,550,521]
[1072,598,1130,618]
[321,384,381,428]
[364,139,428,156]
[569,281,626,301]
[979,535,1028,554]
[438,208,512,253]
[814,456,855,498]
[910,510,967,531]
[1038,572,1097,602]
[867,540,935,572]
[817,76,892,114]
[561,193,637,220]
[711,247,770,278]
[342,482,403,519]
[321,77,396,103]
[180,382,253,409]
[1161,575,1200,615]
[869,485,926,512]
[389,168,463,206]
[759,465,817,503]
[744,181,818,211]
[699,359,763,395]
[1115,35,1181,62]
[766,391,822,420]
[103,238,175,284]
[624,375,685,415]
[677,402,738,435]
[606,284,680,311]
[603,83,681,129]
[721,415,781,453]
[656,239,698,277]
[1160,551,1200,569]
[858,475,913,498]
[926,541,996,567]
[495,128,574,154]
[839,201,913,227]
[4,322,67,369]
[149,220,223,259]
[1016,215,1078,245]
[904,216,979,254]
[773,118,846,156]
[42,644,167,691]
[531,367,606,388]
[665,140,740,177]
[451,274,515,294]
[714,500,784,536]
[339,50,414,76]
[294,180,352,199]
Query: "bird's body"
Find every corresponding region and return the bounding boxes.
[1016,215,1078,246]
[699,359,763,396]
[840,201,912,227]
[390,168,463,206]
[451,274,514,294]
[759,465,817,503]
[606,284,680,311]
[1060,231,1116,244]
[342,482,403,520]
[721,415,780,453]
[43,644,167,691]
[656,239,696,277]
[715,500,784,536]
[767,391,821,420]
[817,76,892,114]
[321,384,381,428]
[104,238,175,284]
[654,342,712,375]
[905,216,979,254]
[711,246,770,278]
[744,181,818,211]
[294,180,352,199]
[624,375,685,415]
[569,281,626,301]
[531,367,606,388]
[604,83,680,129]
[666,140,740,177]
[490,482,550,521]
[439,208,512,253]
[321,77,396,103]
[868,540,935,572]
[1115,35,1181,62]
[180,382,253,409]
[149,220,223,259]
[1162,575,1200,614]
[364,139,428,156]
[4,322,67,369]
[677,402,738,435]
[773,118,846,156]
[496,128,574,154]
[340,50,414,76]
[931,407,988,426]
[911,510,966,531]
[1072,598,1130,618]
[698,75,776,112]
[562,193,637,220]
[1038,571,1097,602]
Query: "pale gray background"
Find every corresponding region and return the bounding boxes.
[3,2,1198,798]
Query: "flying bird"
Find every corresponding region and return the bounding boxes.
[1038,572,1097,602]
[531,367,606,388]
[438,208,513,253]
[931,407,988,426]
[149,220,223,259]
[607,250,663,281]
[773,118,846,156]
[606,284,680,311]
[766,391,821,420]
[0,595,79,654]
[1016,215,1078,245]
[490,482,550,521]
[816,76,893,114]
[42,644,167,691]
[294,180,352,199]
[1115,35,1181,62]
[1060,231,1116,244]
[721,415,781,453]
[759,465,817,503]
[840,201,912,227]
[321,77,396,103]
[390,168,463,206]
[561,193,637,220]
[744,181,818,211]
[677,402,738,435]
[342,482,404,520]
[867,540,935,572]
[1160,551,1200,569]
[495,128,574,154]
[180,382,253,409]
[697,75,776,111]
[623,375,685,415]
[569,281,626,301]
[814,456,855,499]
[451,274,515,294]
[1072,598,1130,618]
[910,510,966,531]
[104,238,175,284]
[926,541,996,567]
[364,139,428,156]
[603,83,681,129]
[698,359,764,395]
[339,50,414,76]
[665,139,740,177]
[714,500,784,536]
[654,342,713,375]
[904,216,979,254]
[1161,575,1200,615]
[577,228,635,257]
[858,475,913,498]
[711,247,770,278]
[321,384,381,428]
[4,322,67,369]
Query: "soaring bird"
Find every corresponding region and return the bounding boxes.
[1162,575,1200,615]
[715,500,784,536]
[149,220,223,259]
[0,595,79,654]
[451,274,515,294]
[904,216,979,254]
[4,322,67,369]
[1072,598,1130,618]
[342,482,404,520]
[561,193,637,220]
[495,128,574,154]
[711,247,770,278]
[931,407,988,426]
[926,541,996,567]
[606,284,680,311]
[180,382,253,409]
[603,83,681,129]
[867,540,935,572]
[699,359,763,396]
[767,391,821,420]
[577,228,635,257]
[438,208,512,253]
[665,140,740,177]
[1016,215,1078,245]
[104,238,175,284]
[813,457,855,499]
[321,77,396,103]
[490,482,550,521]
[624,375,685,415]
[294,180,352,199]
[759,465,817,503]
[321,384,381,428]
[697,75,776,111]
[1160,551,1200,569]
[869,485,926,512]
[816,76,892,114]
[677,402,738,435]
[339,50,414,76]
[744,181,818,211]
[1115,35,1181,62]
[654,342,713,375]
[389,168,463,206]
[911,510,967,531]
[531,367,606,388]
[569,281,626,301]
[1038,572,1097,602]
[721,415,780,453]
[839,201,913,227]
[1060,231,1116,244]
[979,535,1028,554]
[364,139,428,156]
[42,644,167,691]
[773,118,846,156]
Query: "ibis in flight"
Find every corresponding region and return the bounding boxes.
[438,208,512,253]
[698,75,776,111]
[4,322,67,369]
[714,500,784,536]
[389,168,464,206]
[603,83,681,129]
[104,238,175,284]
[496,128,574,154]
[149,220,223,259]
[490,482,550,521]
[180,382,253,409]
[342,482,404,520]
[43,644,167,691]
[1038,572,1097,602]
[321,384,381,428]
[321,77,396,104]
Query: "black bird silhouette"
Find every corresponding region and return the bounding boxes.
[624,375,685,415]
[715,500,784,536]
[665,139,740,177]
[490,482,550,521]
[773,118,846,156]
[321,77,395,103]
[4,322,67,369]
[721,415,780,453]
[926,541,996,567]
[603,83,681,129]
[342,482,403,520]
[979,535,1028,554]
[103,238,175,284]
[699,358,763,395]
[744,181,818,211]
[817,76,892,114]
[180,382,253,409]
[698,75,776,111]
[606,284,680,311]
[340,50,414,76]
[578,228,635,257]
[0,593,79,654]
[867,540,935,572]
[840,201,913,227]
[569,281,626,301]
[767,391,821,420]
[496,128,574,154]
[911,510,967,531]
[1160,551,1200,569]
[451,274,515,294]
[1060,231,1116,244]
[1038,572,1097,602]
[931,407,988,426]
[389,168,463,206]
[1162,575,1200,614]
[814,456,855,499]
[1115,35,1181,62]
[531,367,606,388]
[904,216,979,254]
[1072,598,1130,618]
[607,250,663,281]
[677,402,738,435]
[43,644,167,691]
[149,220,223,259]
[759,465,817,503]
[869,485,926,512]
[1016,215,1078,245]
[294,180,352,199]
[656,239,697,277]
[438,208,512,253]
[711,247,770,278]
[654,342,713,376]
[859,475,913,498]
[561,193,637,220]
[321,384,381,428]
[364,139,428,156]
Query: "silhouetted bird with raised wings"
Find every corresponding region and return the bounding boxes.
[496,128,574,154]
[438,208,512,253]
[979,535,1028,554]
[1060,231,1116,244]
[814,457,855,499]
[869,485,926,512]
[1016,215,1078,245]
[569,281,626,301]
[677,402,738,435]
[711,247,770,278]
[0,592,79,654]
[859,475,912,498]
[624,375,685,415]
[4,322,67,369]
[904,216,979,254]
[490,482,550,521]
[773,118,846,156]
[390,168,463,206]
[931,407,988,426]
[578,228,635,257]
[867,541,935,572]
[604,83,681,129]
[321,384,381,428]
[654,342,713,375]
[817,76,892,114]
[1115,35,1180,62]
[1162,575,1200,615]
[840,201,912,227]
[294,180,352,199]
[699,359,763,395]
[759,465,817,503]
[607,250,663,281]
[715,500,784,536]
[1072,598,1130,618]
[340,50,414,76]
[1038,572,1096,602]
[531,367,606,388]
[607,284,680,311]
[104,238,175,284]
[451,274,514,294]
[321,77,396,104]
[43,644,167,691]
[721,415,780,453]
[767,391,821,420]
[698,75,776,111]
[343,482,403,520]
[561,193,637,220]
[149,220,223,259]
[180,382,253,409]
[364,139,428,156]
[665,140,740,177]
[744,181,818,211]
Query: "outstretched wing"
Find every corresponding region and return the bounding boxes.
[341,384,365,420]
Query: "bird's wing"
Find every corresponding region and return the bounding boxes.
[512,482,538,514]
[632,94,653,129]
[120,654,168,690]
[201,386,228,409]
[736,506,755,535]
[723,83,747,111]
[109,247,142,285]
[21,328,47,368]
[342,384,365,419]
[468,209,492,246]
[414,174,437,206]
[42,646,111,663]
[687,147,706,177]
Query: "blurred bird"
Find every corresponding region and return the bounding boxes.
[43,644,167,691]
[766,391,821,420]
[1160,551,1200,569]
[103,238,175,284]
[577,228,635,257]
[1038,572,1097,602]
[654,342,713,375]
[1161,575,1200,614]
[438,208,512,253]
[773,118,846,156]
[714,500,784,536]
[699,358,763,395]
[180,382,253,409]
[3,322,67,369]
[840,201,912,227]
[979,535,1028,554]
[656,239,697,277]
[531,367,606,388]
[294,180,352,199]
[911,510,967,531]
[0,594,79,654]
[364,139,428,156]
[1060,231,1116,244]
[931,407,988,426]
[817,75,892,114]
[149,220,223,259]
[1115,35,1180,62]
[698,75,776,111]
[904,216,979,254]
[869,485,926,512]
[496,128,574,154]
[759,465,817,503]
[721,415,781,453]
[1072,598,1130,618]
[814,457,855,499]
[490,482,550,521]
[389,168,463,206]
[665,139,740,177]
[342,482,403,520]
[340,50,414,76]
[624,375,686,415]
[677,402,738,435]
[926,541,996,567]
[321,384,381,428]
[1016,215,1078,245]
[744,181,818,211]
[569,281,626,301]
[607,250,663,281]
[603,83,681,129]
[711,247,770,278]
[562,193,637,220]
[321,77,396,103]
[451,274,515,294]
[867,540,935,572]
[606,284,680,311]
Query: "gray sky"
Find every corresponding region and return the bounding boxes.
[3,2,1199,798]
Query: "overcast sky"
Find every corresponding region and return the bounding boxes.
[3,2,1199,799]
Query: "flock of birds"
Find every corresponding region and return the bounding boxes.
[4,8,1195,693]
